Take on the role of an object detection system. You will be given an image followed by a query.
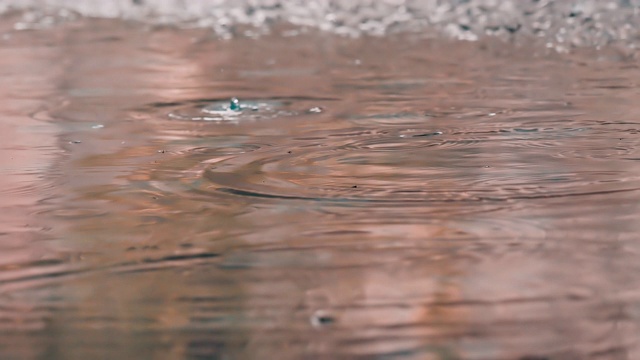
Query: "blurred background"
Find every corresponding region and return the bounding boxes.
[3,0,640,47]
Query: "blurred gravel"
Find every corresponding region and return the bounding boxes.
[4,0,640,48]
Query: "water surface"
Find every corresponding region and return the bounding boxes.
[2,18,640,360]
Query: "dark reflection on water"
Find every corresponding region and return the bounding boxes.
[3,18,640,360]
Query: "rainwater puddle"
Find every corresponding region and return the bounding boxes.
[3,17,640,360]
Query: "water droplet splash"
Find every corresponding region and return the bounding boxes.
[141,97,333,122]
[229,97,241,111]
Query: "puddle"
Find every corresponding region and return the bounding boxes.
[2,16,640,360]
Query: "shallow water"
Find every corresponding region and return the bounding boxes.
[3,18,640,359]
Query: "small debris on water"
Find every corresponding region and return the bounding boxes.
[69,140,82,144]
[308,106,323,113]
[157,150,165,153]
[352,185,358,188]
[91,124,104,129]
[287,150,292,154]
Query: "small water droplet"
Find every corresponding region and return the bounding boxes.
[310,310,336,328]
[229,97,241,111]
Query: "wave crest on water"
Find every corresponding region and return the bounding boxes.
[4,0,640,47]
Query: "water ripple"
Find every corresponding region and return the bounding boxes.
[141,96,335,122]
[187,127,640,203]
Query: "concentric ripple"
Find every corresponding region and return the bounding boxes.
[141,97,333,122]
[189,127,640,203]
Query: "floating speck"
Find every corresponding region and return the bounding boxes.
[69,140,82,144]
[309,106,323,113]
[91,124,104,129]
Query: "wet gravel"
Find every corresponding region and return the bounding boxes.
[3,0,640,49]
